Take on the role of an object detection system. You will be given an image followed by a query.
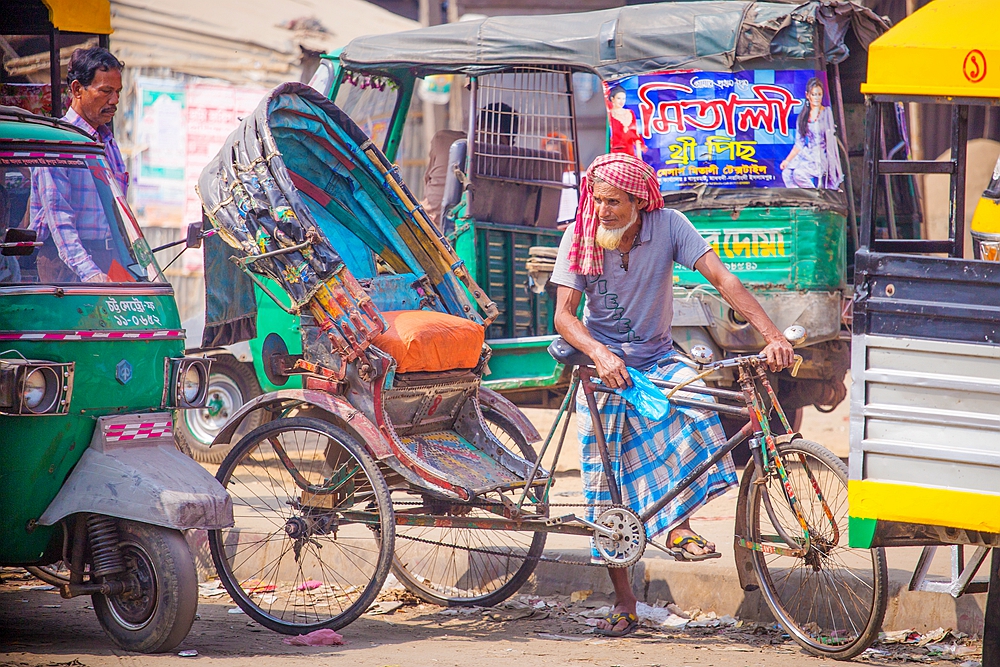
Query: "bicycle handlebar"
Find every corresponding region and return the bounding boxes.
[696,351,803,377]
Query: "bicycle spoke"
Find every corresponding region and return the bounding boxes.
[750,440,886,658]
[209,417,393,634]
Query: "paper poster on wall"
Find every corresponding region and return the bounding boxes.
[604,70,843,191]
[133,78,187,227]
[183,83,267,226]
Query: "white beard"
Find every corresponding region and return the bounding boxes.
[595,215,638,250]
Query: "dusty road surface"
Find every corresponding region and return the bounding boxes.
[1,570,981,667]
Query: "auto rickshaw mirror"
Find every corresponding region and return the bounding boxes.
[185,221,203,249]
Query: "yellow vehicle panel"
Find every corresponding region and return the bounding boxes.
[861,0,1000,99]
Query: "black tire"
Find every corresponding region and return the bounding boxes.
[92,520,198,653]
[390,408,547,607]
[209,417,394,634]
[747,438,887,660]
[174,356,263,464]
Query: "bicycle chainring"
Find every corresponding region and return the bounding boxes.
[594,506,646,568]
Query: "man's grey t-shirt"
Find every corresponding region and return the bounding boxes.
[550,208,711,369]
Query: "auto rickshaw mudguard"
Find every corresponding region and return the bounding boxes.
[39,414,233,530]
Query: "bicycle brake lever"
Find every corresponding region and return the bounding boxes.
[791,354,803,377]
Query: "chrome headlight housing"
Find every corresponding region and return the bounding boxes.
[0,358,73,415]
[166,357,212,408]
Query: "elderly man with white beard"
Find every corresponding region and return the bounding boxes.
[549,153,794,637]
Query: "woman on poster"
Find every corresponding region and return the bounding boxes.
[607,86,646,159]
[780,77,843,189]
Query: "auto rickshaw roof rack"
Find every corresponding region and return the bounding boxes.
[861,0,999,102]
[340,0,888,79]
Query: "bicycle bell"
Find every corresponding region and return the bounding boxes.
[783,325,807,346]
[689,345,714,365]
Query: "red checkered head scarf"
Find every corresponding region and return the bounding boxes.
[568,153,664,275]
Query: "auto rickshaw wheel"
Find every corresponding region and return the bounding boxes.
[92,519,198,653]
[390,408,547,607]
[174,355,263,464]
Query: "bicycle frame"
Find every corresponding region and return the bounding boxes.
[336,356,839,560]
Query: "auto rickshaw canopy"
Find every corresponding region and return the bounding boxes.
[861,0,999,100]
[43,0,111,34]
[340,0,887,80]
[0,0,112,35]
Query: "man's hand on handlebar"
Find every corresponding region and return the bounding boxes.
[592,345,632,390]
[761,336,795,372]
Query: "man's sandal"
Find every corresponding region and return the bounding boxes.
[594,611,639,637]
[667,534,722,562]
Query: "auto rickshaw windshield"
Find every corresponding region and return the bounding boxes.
[1,151,162,284]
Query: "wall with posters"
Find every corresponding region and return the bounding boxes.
[604,70,843,192]
[129,77,266,320]
[133,79,187,227]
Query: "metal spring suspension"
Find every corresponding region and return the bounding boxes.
[86,514,125,578]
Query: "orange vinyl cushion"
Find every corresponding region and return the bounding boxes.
[373,310,485,373]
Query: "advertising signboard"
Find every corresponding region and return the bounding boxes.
[604,69,843,192]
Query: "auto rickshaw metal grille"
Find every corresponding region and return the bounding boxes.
[472,66,579,188]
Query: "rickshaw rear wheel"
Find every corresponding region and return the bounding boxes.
[209,416,394,634]
[748,438,887,660]
[92,519,198,653]
[391,408,547,607]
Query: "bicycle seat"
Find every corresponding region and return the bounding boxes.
[548,337,594,367]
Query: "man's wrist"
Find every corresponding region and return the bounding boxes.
[762,329,785,344]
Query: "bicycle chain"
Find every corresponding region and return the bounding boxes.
[394,531,605,567]
[392,500,604,509]
[392,497,614,568]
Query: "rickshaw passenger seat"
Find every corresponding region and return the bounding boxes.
[548,336,593,368]
[373,310,485,374]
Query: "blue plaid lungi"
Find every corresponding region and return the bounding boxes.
[577,355,738,560]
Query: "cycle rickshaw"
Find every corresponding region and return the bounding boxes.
[197,83,885,660]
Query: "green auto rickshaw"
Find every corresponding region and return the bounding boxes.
[0,105,232,653]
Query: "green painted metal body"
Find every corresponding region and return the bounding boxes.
[848,516,878,549]
[247,283,303,394]
[676,207,847,291]
[0,291,183,563]
[0,117,186,564]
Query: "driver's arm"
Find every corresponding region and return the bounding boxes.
[33,167,105,282]
[554,284,632,389]
[693,251,794,371]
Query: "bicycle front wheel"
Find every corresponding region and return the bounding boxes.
[749,438,887,660]
[209,417,394,634]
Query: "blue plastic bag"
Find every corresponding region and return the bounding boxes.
[616,367,670,420]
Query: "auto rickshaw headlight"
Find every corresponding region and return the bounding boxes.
[23,367,58,413]
[0,358,73,416]
[167,357,211,409]
[182,366,203,403]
